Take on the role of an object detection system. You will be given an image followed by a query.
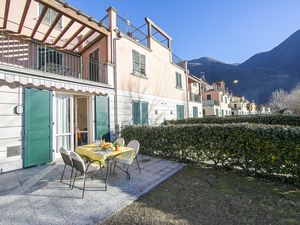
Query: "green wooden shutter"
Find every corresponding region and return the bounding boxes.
[176,105,184,120]
[179,74,182,87]
[141,102,148,125]
[193,107,198,118]
[176,72,182,88]
[24,88,52,168]
[132,101,140,125]
[140,54,146,75]
[95,96,110,141]
[132,50,139,74]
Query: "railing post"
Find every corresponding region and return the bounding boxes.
[80,56,83,79]
[44,45,47,73]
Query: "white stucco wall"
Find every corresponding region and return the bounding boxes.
[0,85,23,172]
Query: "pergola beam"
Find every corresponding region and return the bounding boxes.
[18,0,32,33]
[31,5,48,38]
[78,34,104,54]
[61,25,85,49]
[41,12,62,42]
[3,0,11,29]
[52,19,74,45]
[34,0,109,36]
[71,30,96,51]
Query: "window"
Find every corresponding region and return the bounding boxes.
[203,109,206,116]
[220,95,223,103]
[38,47,63,72]
[176,105,184,120]
[234,104,237,109]
[193,107,198,118]
[132,101,148,125]
[132,50,146,76]
[221,110,224,116]
[216,109,219,115]
[39,5,62,29]
[193,83,198,87]
[207,94,212,100]
[176,72,182,88]
[225,97,227,104]
[89,48,99,82]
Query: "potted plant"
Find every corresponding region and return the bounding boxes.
[113,141,121,151]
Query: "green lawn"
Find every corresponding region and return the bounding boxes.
[101,166,300,225]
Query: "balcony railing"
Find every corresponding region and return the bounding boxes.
[190,93,202,103]
[0,32,107,84]
[116,15,149,48]
[172,53,185,69]
[203,100,220,106]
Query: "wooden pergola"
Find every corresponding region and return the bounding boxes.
[0,0,109,54]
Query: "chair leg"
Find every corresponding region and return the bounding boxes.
[113,161,117,174]
[60,164,66,182]
[69,167,74,188]
[72,171,78,190]
[126,165,130,180]
[136,156,141,173]
[82,174,86,198]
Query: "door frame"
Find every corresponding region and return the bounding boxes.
[74,95,93,147]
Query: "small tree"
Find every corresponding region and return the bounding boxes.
[269,89,289,113]
[288,84,300,114]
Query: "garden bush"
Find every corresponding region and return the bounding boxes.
[122,123,300,185]
[164,114,300,126]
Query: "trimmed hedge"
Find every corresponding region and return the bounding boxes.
[122,123,300,185]
[164,114,300,126]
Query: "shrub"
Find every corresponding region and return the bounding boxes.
[164,114,300,126]
[122,123,300,185]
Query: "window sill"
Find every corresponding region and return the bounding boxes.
[175,86,183,90]
[131,73,148,79]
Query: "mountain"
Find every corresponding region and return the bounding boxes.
[188,30,300,104]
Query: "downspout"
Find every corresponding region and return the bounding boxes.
[113,34,121,137]
[184,61,189,118]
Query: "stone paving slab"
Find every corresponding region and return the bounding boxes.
[0,155,184,225]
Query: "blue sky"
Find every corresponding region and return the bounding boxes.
[66,0,300,63]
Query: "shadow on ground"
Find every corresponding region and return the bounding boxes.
[0,155,184,225]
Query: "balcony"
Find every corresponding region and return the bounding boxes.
[203,100,220,106]
[190,93,202,103]
[0,32,107,84]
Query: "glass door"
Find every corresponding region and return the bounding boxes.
[55,94,73,154]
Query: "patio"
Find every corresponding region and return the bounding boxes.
[0,155,184,225]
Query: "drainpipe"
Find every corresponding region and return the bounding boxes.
[113,36,121,137]
[184,61,189,118]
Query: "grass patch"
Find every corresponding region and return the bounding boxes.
[101,166,300,225]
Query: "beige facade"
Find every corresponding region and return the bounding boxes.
[107,8,188,127]
[230,96,250,115]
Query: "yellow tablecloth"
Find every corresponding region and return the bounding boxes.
[75,144,134,166]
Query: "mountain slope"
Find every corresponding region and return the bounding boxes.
[240,30,300,73]
[188,30,300,104]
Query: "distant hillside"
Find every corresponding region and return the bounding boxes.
[188,30,300,104]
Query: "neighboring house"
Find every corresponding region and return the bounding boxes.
[202,81,231,117]
[106,8,188,127]
[259,106,272,114]
[230,96,250,115]
[247,101,257,114]
[187,74,205,118]
[0,0,115,172]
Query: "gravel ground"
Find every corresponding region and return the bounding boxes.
[100,166,300,225]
